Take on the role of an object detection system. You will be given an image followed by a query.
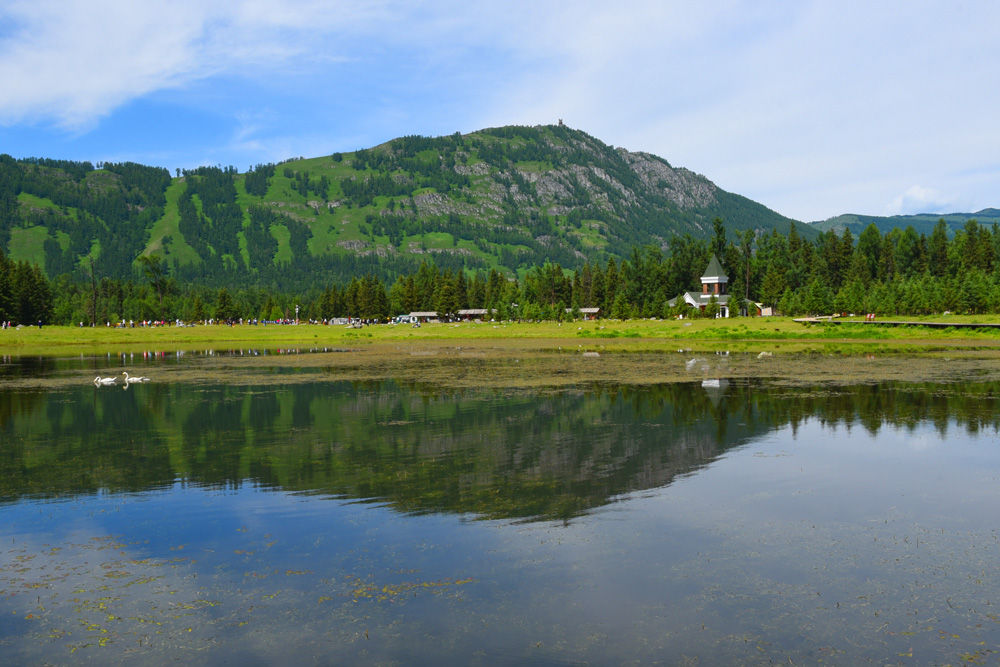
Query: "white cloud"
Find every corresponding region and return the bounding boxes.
[1,0,999,220]
[0,0,212,128]
[887,185,959,216]
[0,0,387,129]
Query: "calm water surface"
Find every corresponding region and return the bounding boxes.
[1,351,999,665]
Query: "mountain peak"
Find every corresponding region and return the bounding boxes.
[1,126,803,289]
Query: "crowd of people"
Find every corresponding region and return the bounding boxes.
[2,320,42,329]
[78,320,175,328]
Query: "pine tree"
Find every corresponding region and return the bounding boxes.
[0,246,11,322]
[344,277,361,318]
[610,291,631,320]
[856,224,882,284]
[878,233,897,282]
[435,270,459,317]
[215,287,238,322]
[468,273,485,309]
[580,262,593,308]
[138,254,166,320]
[837,227,854,286]
[403,275,418,313]
[589,263,605,310]
[701,295,717,318]
[571,269,582,308]
[191,294,206,322]
[455,270,469,310]
[29,264,53,324]
[894,227,920,278]
[712,217,726,259]
[929,219,949,278]
[603,258,619,313]
[760,261,786,309]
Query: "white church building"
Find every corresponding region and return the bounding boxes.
[672,254,731,318]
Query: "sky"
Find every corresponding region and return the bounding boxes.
[0,0,997,223]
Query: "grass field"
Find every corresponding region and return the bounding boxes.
[4,316,1000,357]
[144,178,201,265]
[7,226,52,267]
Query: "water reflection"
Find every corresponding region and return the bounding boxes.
[2,377,998,520]
[3,361,1000,665]
[0,347,353,377]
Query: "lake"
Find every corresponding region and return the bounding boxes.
[1,348,998,665]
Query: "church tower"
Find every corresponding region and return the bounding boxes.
[700,254,728,296]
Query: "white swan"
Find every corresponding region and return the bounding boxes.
[122,371,149,383]
[94,376,117,385]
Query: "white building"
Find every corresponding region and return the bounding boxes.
[670,254,731,318]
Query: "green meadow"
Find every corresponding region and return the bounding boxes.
[4,316,1000,358]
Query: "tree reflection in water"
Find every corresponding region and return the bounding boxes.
[2,376,996,520]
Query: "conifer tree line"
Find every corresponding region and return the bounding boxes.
[0,249,53,325]
[3,216,1000,326]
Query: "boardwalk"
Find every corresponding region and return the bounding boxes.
[794,317,1000,330]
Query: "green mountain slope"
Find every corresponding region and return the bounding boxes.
[0,125,807,289]
[810,209,1000,237]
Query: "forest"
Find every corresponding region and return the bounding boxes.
[1,214,998,326]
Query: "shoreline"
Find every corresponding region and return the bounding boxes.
[2,317,1000,356]
[3,325,1000,392]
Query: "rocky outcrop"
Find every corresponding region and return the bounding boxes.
[622,151,717,209]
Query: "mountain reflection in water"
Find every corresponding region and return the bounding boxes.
[2,376,996,521]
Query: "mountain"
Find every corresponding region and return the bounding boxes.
[809,209,1000,237]
[0,125,807,289]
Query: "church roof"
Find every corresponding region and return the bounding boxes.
[669,292,731,308]
[701,254,728,281]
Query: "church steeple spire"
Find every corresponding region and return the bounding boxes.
[701,254,728,296]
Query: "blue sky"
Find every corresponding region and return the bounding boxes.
[0,0,997,222]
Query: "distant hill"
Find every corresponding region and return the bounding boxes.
[809,209,1000,238]
[0,125,808,289]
